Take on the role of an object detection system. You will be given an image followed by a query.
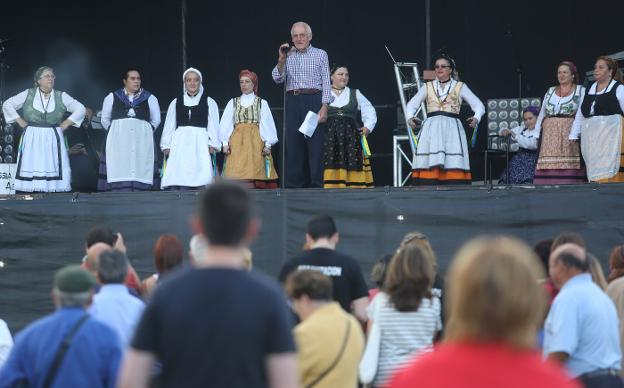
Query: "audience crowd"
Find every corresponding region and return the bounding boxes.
[0,181,622,388]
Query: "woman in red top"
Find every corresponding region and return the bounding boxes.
[389,236,579,388]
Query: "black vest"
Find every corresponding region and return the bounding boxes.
[175,94,209,127]
[111,93,151,122]
[581,81,624,118]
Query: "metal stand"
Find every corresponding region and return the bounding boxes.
[393,135,413,187]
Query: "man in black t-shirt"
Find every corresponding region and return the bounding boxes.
[279,215,369,323]
[118,183,298,388]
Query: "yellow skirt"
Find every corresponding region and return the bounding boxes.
[223,123,278,181]
[323,156,374,188]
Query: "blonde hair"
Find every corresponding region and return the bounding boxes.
[242,248,253,270]
[399,231,438,271]
[587,253,607,291]
[444,236,546,349]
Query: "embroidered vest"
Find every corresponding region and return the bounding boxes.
[544,85,582,117]
[425,81,464,114]
[234,96,261,125]
[22,88,66,125]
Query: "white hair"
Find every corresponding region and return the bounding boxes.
[291,21,312,37]
[54,289,91,308]
[189,234,209,264]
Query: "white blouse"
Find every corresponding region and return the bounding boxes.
[329,86,377,132]
[405,79,485,121]
[160,91,221,150]
[498,125,538,150]
[2,88,85,127]
[534,86,586,136]
[570,80,624,139]
[219,93,279,147]
[100,90,161,130]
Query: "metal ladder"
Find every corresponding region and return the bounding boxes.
[392,61,428,186]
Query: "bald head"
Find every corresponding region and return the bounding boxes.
[551,243,588,270]
[86,243,113,272]
[549,243,588,288]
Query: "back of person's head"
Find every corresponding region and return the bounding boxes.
[551,243,589,272]
[53,265,96,308]
[286,270,333,302]
[97,249,129,284]
[306,215,337,240]
[371,253,393,288]
[85,225,115,248]
[445,236,546,349]
[385,244,434,312]
[533,239,554,276]
[587,252,608,290]
[198,182,254,247]
[551,231,586,251]
[608,245,624,283]
[153,234,184,275]
[399,231,438,270]
[85,242,113,272]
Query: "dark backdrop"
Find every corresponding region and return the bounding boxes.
[1,0,622,184]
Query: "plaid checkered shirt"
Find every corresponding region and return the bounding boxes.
[272,45,332,104]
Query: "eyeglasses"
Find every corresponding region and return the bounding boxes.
[434,65,451,69]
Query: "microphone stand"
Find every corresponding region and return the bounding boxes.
[281,66,287,188]
[506,25,524,185]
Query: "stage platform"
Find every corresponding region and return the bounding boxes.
[1,183,623,331]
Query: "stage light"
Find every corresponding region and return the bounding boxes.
[396,215,404,221]
[509,110,519,119]
[0,261,4,269]
[0,123,18,164]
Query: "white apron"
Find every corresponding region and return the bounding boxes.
[161,125,214,188]
[581,114,622,181]
[15,125,71,192]
[105,118,154,184]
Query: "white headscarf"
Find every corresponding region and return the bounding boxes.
[182,67,204,97]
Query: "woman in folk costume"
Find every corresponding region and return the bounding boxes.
[219,69,279,189]
[2,66,85,192]
[571,56,624,183]
[323,65,377,188]
[533,61,586,184]
[406,53,484,185]
[498,107,540,184]
[98,68,161,191]
[160,67,220,190]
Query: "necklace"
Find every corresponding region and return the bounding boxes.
[332,86,345,95]
[436,79,453,103]
[38,88,52,120]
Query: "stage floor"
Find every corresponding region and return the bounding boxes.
[1,183,623,331]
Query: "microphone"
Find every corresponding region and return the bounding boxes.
[280,45,291,54]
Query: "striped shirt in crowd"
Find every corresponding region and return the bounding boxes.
[271,45,332,104]
[367,292,442,387]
